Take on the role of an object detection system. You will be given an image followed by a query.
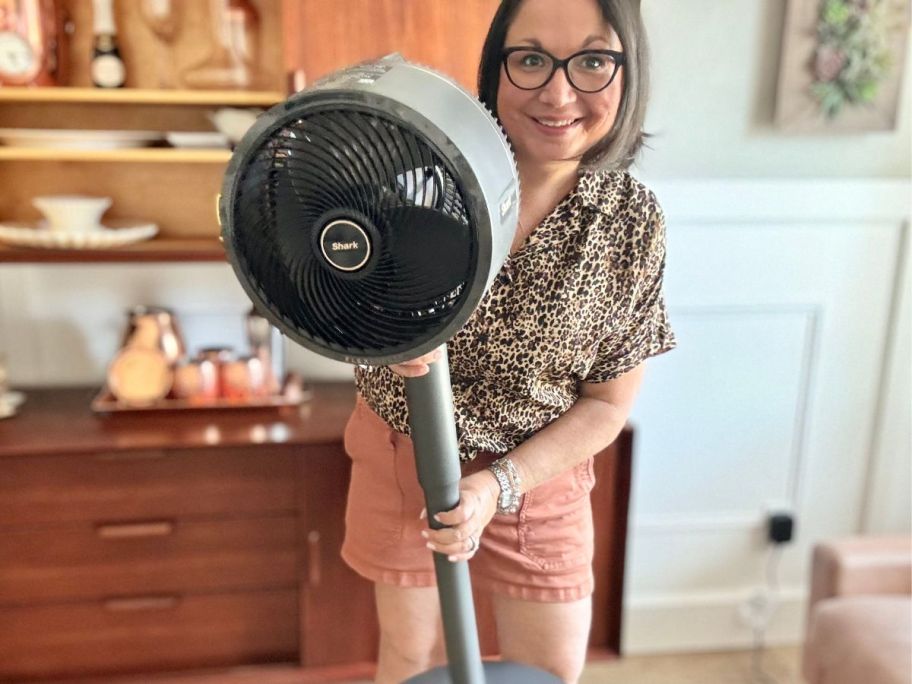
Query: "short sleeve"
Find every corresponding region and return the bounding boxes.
[585,202,676,382]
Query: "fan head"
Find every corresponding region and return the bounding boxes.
[219,56,518,366]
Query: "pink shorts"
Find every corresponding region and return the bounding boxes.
[341,396,596,603]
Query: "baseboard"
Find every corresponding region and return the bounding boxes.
[622,588,806,655]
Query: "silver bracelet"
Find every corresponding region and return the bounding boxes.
[488,456,522,514]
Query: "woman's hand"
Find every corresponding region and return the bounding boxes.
[422,469,501,562]
[388,348,444,378]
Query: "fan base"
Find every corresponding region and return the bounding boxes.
[404,660,563,683]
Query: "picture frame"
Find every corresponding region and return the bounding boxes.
[774,0,910,133]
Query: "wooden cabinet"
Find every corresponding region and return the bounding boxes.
[0,0,501,264]
[0,0,288,263]
[0,384,369,682]
[0,383,632,682]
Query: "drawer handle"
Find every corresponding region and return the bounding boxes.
[96,521,175,539]
[93,450,167,462]
[308,530,321,587]
[103,595,180,612]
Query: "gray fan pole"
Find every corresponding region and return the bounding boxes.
[404,345,486,684]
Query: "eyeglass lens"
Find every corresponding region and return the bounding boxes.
[505,50,619,92]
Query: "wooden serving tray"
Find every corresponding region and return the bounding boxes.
[90,374,312,414]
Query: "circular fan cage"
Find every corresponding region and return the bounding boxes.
[220,62,516,367]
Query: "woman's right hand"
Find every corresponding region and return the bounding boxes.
[388,348,444,377]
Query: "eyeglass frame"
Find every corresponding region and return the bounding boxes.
[501,46,626,93]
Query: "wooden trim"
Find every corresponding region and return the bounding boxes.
[610,428,634,655]
[0,238,225,263]
[589,427,634,656]
[0,87,283,106]
[0,148,231,163]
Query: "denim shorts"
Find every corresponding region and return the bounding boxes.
[340,396,595,603]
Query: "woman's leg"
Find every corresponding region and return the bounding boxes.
[492,593,592,684]
[374,583,447,684]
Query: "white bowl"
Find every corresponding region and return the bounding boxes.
[208,108,261,145]
[32,195,112,232]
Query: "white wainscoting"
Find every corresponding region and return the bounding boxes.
[622,177,910,653]
[0,179,908,655]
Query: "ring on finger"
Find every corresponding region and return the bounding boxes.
[466,535,479,553]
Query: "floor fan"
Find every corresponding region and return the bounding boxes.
[218,55,561,684]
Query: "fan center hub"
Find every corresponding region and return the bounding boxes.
[319,219,372,272]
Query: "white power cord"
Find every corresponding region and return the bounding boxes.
[748,545,784,684]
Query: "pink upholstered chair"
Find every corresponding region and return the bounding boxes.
[803,536,911,684]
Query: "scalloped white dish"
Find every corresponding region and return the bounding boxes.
[0,221,158,249]
[0,128,164,150]
[166,131,230,149]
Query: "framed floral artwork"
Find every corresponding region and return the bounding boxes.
[775,0,910,132]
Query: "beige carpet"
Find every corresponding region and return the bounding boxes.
[579,646,802,684]
[338,646,803,683]
[60,646,802,684]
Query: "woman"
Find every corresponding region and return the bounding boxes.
[342,0,675,681]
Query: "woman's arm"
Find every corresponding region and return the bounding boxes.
[427,362,647,561]
[509,361,646,494]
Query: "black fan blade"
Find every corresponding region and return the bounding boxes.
[382,205,472,296]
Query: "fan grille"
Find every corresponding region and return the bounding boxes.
[230,106,477,357]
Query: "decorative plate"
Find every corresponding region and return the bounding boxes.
[0,221,159,249]
[0,128,164,150]
[165,131,230,149]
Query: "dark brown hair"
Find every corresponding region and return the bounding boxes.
[477,0,650,171]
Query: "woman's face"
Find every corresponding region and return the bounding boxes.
[496,0,623,170]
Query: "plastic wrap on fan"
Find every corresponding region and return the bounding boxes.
[311,53,406,89]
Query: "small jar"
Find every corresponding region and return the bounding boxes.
[172,359,219,404]
[221,354,267,401]
[196,346,234,397]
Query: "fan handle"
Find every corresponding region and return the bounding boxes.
[404,346,486,684]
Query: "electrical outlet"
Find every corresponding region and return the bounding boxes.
[764,502,796,545]
[768,512,794,544]
[738,588,777,630]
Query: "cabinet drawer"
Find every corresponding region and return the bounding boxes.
[0,588,298,681]
[0,447,297,525]
[0,515,297,605]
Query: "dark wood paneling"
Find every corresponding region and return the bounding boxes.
[283,0,501,91]
[590,430,633,653]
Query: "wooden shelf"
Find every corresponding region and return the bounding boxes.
[0,147,232,163]
[0,237,226,263]
[0,87,283,106]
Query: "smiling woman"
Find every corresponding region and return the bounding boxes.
[343,1,675,683]
[479,0,650,174]
[494,3,624,170]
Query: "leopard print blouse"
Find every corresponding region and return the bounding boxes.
[354,169,676,461]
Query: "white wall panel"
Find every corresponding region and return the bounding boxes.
[632,307,810,518]
[620,179,909,652]
[861,223,911,534]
